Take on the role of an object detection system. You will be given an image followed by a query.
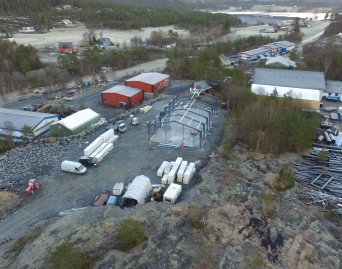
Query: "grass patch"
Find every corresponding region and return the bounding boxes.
[192,245,215,269]
[185,205,207,229]
[274,168,295,191]
[324,209,340,222]
[115,218,147,251]
[219,143,233,159]
[248,254,266,269]
[51,242,90,269]
[10,226,42,254]
[261,191,276,217]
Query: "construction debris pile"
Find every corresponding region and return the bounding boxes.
[294,148,342,212]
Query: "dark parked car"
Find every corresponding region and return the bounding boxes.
[79,156,98,167]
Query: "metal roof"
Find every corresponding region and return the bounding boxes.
[101,85,142,97]
[253,68,326,90]
[263,43,281,49]
[274,40,295,48]
[265,56,296,68]
[58,108,99,130]
[194,81,211,91]
[239,47,269,56]
[325,80,342,94]
[0,108,57,130]
[126,72,169,85]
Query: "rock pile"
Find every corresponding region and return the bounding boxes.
[0,127,106,193]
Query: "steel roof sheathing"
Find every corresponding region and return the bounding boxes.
[253,68,326,90]
[0,108,57,130]
[101,85,142,97]
[126,72,169,85]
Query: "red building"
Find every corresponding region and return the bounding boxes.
[125,72,170,93]
[101,86,144,109]
[58,42,78,54]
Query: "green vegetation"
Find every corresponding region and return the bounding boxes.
[302,42,342,80]
[274,168,295,191]
[324,209,340,222]
[21,125,34,141]
[192,245,215,269]
[10,226,42,254]
[248,254,266,269]
[51,242,89,269]
[261,191,277,217]
[236,96,320,154]
[0,0,238,31]
[115,218,147,251]
[185,205,207,229]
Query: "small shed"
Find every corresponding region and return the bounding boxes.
[101,85,144,109]
[125,72,170,93]
[163,183,182,204]
[50,108,100,136]
[122,175,152,205]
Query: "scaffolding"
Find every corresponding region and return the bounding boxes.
[148,93,217,149]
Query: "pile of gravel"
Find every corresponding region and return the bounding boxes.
[0,127,107,193]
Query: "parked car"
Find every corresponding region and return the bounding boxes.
[79,156,98,167]
[93,193,109,206]
[61,160,87,174]
[23,105,36,111]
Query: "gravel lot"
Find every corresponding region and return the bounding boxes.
[0,85,225,244]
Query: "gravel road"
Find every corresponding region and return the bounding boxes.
[0,90,225,245]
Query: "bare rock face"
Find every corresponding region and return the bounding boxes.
[2,150,341,269]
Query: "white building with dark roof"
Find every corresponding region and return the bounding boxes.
[0,108,58,141]
[251,68,326,109]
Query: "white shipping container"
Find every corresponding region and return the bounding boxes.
[183,162,196,184]
[89,143,108,159]
[94,143,113,162]
[113,182,124,196]
[177,161,188,183]
[163,183,182,204]
[84,136,104,156]
[157,161,169,177]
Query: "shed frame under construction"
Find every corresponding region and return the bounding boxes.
[148,93,217,149]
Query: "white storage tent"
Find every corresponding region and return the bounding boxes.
[123,175,152,205]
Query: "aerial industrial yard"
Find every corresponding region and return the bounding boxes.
[0,1,341,268]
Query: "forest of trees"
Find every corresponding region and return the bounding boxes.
[0,41,42,97]
[0,0,238,32]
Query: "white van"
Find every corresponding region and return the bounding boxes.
[61,160,87,174]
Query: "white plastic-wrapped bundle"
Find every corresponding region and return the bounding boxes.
[157,161,169,177]
[106,135,119,144]
[177,161,188,183]
[83,136,104,156]
[183,162,196,184]
[168,157,183,183]
[164,163,173,174]
[94,143,113,162]
[161,174,168,184]
[89,143,107,158]
[99,129,114,142]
